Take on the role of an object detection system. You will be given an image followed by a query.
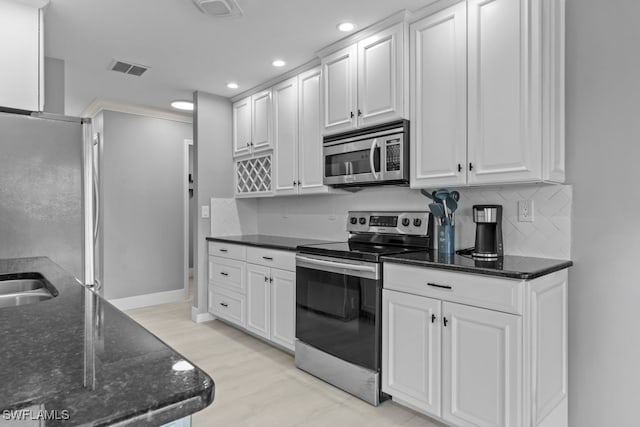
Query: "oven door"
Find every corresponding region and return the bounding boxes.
[295,253,381,371]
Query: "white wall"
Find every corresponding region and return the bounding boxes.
[257,184,572,259]
[101,110,191,301]
[566,1,640,425]
[192,92,233,315]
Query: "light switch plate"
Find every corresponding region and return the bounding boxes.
[518,200,534,222]
[201,205,210,219]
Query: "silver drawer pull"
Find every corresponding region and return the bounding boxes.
[220,302,228,307]
[220,272,229,276]
[262,256,273,261]
[219,248,228,253]
[427,282,452,290]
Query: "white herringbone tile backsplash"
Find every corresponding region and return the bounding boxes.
[210,197,257,237]
[255,184,572,260]
[454,185,572,259]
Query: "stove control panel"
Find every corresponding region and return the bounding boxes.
[347,211,430,236]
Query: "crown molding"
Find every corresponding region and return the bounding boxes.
[81,99,193,124]
[230,58,320,103]
[315,10,411,58]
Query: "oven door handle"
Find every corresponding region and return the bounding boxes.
[369,138,379,180]
[296,254,379,279]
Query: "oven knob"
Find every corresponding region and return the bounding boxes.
[401,218,411,227]
[413,218,422,227]
[350,217,357,225]
[359,217,366,225]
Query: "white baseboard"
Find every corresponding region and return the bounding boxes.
[110,288,187,311]
[191,306,214,323]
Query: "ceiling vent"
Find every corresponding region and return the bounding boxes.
[192,0,243,17]
[109,60,149,77]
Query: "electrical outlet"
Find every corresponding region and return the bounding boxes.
[518,200,534,222]
[201,205,210,219]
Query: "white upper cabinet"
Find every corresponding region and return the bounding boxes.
[410,2,467,187]
[410,0,565,188]
[272,67,331,197]
[467,0,540,184]
[251,90,272,152]
[233,97,252,156]
[321,20,407,135]
[232,90,272,158]
[0,0,44,111]
[321,45,358,134]
[297,67,328,194]
[357,22,406,128]
[273,77,299,195]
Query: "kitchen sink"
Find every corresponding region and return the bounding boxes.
[0,274,57,308]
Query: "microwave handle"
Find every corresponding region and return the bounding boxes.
[369,138,379,180]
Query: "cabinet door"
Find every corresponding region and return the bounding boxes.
[0,1,41,111]
[298,67,328,194]
[467,0,541,184]
[273,77,299,195]
[382,290,442,417]
[357,22,405,127]
[246,263,271,339]
[251,89,272,152]
[233,96,252,157]
[270,268,295,351]
[442,302,522,427]
[410,2,467,188]
[321,44,358,134]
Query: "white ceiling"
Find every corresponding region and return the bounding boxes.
[44,0,434,116]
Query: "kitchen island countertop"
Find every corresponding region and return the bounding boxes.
[0,257,214,426]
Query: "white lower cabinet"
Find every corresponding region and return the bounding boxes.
[208,242,296,352]
[383,263,568,427]
[246,263,296,351]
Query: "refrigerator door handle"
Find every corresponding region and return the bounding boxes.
[92,133,100,243]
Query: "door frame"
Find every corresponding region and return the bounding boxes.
[183,139,193,297]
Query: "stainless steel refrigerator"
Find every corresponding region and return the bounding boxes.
[0,110,96,286]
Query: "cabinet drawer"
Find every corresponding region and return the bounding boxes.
[209,286,246,328]
[209,256,245,294]
[208,241,246,260]
[246,247,295,271]
[384,263,524,314]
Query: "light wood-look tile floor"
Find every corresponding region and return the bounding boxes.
[126,296,445,427]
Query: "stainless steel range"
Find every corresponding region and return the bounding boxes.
[295,211,431,406]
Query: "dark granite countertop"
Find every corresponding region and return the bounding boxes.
[206,234,338,252]
[381,251,573,280]
[0,257,214,426]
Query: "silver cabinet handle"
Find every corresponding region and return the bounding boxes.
[262,256,273,261]
[220,302,228,308]
[369,138,379,180]
[219,248,228,253]
[220,272,229,277]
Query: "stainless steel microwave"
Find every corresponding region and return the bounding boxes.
[323,120,409,187]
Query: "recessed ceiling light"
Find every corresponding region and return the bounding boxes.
[272,59,286,67]
[170,100,194,111]
[227,82,239,89]
[337,22,355,32]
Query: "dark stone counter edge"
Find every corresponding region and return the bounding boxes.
[380,257,574,280]
[206,236,326,252]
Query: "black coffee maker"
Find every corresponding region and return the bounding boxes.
[472,205,503,259]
